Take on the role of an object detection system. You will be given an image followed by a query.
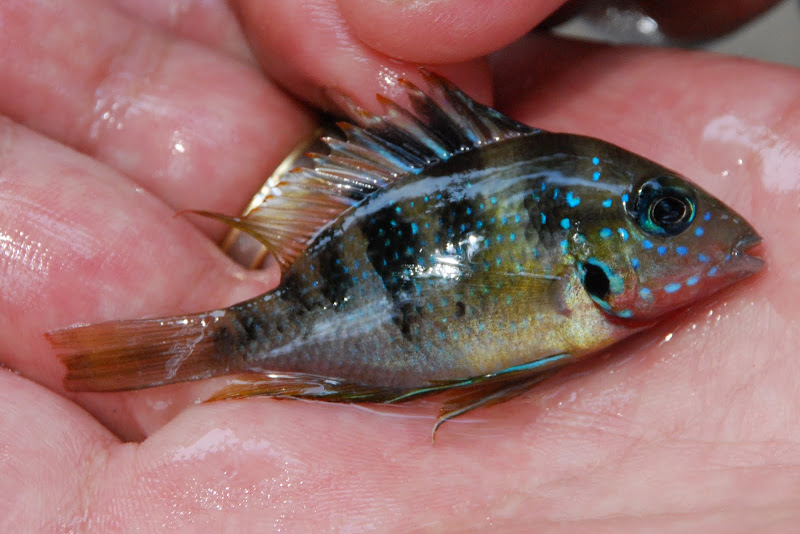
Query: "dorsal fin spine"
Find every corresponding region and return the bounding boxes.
[197,70,540,273]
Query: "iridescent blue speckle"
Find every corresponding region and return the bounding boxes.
[618,309,633,318]
[708,266,718,276]
[566,191,581,207]
[639,287,652,300]
[602,199,612,208]
[541,213,547,225]
[592,171,601,181]
[622,193,629,203]
[686,275,699,286]
[664,282,682,294]
[698,253,710,263]
[631,258,640,269]
[695,227,704,237]
[560,218,571,229]
[657,246,667,256]
[704,211,712,221]
[676,246,688,256]
[642,239,653,249]
[599,228,612,239]
[592,157,600,165]
[411,222,419,235]
[618,228,629,241]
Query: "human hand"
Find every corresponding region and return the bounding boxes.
[1,0,798,531]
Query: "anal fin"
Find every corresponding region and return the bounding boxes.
[206,372,404,403]
[432,371,557,442]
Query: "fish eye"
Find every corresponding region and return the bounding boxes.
[630,175,696,237]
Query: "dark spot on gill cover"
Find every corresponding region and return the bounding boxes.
[583,262,610,302]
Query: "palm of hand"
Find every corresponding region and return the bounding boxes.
[1,1,798,531]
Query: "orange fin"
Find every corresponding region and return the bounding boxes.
[192,70,539,273]
[47,313,228,392]
[206,372,403,403]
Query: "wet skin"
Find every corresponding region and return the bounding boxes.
[0,0,798,532]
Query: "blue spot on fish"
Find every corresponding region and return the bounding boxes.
[704,211,712,221]
[600,228,612,239]
[560,218,570,229]
[476,221,483,229]
[509,233,516,242]
[664,282,682,293]
[708,266,718,276]
[553,188,559,200]
[566,191,581,207]
[643,239,653,249]
[618,309,633,318]
[490,196,498,205]
[639,287,652,300]
[592,171,601,181]
[560,240,569,254]
[658,246,667,256]
[618,228,629,241]
[631,258,640,269]
[592,157,600,165]
[541,213,547,225]
[686,275,699,286]
[622,193,629,203]
[411,223,419,235]
[698,253,710,263]
[395,206,402,214]
[602,199,612,208]
[676,246,688,256]
[695,227,704,237]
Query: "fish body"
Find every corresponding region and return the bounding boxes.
[48,72,763,430]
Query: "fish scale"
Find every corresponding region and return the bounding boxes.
[47,70,763,437]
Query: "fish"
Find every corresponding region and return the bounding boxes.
[47,70,764,438]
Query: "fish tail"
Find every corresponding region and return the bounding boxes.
[47,313,230,392]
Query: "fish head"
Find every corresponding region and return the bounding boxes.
[560,136,763,324]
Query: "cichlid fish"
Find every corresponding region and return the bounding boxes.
[48,71,763,437]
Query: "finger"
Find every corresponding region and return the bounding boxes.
[0,118,281,437]
[335,0,565,63]
[0,370,120,530]
[0,1,314,238]
[231,0,495,109]
[111,0,254,62]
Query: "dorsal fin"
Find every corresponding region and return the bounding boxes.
[196,70,540,272]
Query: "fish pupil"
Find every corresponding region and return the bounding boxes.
[582,262,610,302]
[651,196,688,227]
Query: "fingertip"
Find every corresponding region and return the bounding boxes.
[337,0,564,63]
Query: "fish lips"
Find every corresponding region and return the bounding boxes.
[727,233,765,276]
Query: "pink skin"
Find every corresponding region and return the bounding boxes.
[0,0,798,531]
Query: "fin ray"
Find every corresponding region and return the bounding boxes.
[203,70,540,272]
[47,314,228,392]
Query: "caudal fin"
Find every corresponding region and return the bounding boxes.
[46,314,228,392]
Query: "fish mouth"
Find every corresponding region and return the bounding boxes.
[731,234,765,274]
